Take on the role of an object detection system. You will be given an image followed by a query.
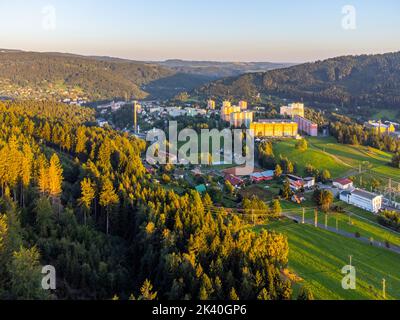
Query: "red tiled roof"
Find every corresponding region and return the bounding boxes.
[334,178,353,185]
[225,174,244,186]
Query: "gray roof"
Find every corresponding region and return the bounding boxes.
[351,189,381,201]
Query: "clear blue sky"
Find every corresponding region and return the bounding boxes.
[0,0,399,62]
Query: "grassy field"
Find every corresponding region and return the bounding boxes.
[281,200,400,247]
[308,137,399,179]
[256,220,400,300]
[261,136,400,299]
[239,184,280,201]
[273,138,351,178]
[273,136,400,180]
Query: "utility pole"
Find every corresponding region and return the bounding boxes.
[382,278,386,300]
[302,208,305,224]
[133,101,141,134]
[314,209,318,228]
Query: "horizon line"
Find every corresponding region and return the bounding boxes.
[2,47,399,65]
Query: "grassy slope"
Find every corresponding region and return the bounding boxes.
[257,221,400,300]
[262,136,400,300]
[273,136,400,179]
[273,138,350,178]
[308,137,399,178]
[281,199,400,247]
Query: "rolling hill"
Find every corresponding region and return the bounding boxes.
[156,60,296,78]
[198,52,400,110]
[0,50,174,101]
[0,50,294,101]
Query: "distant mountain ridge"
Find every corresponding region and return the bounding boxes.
[0,50,174,101]
[0,49,294,101]
[198,51,400,109]
[156,59,296,78]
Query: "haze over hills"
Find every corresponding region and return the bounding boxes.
[156,60,296,78]
[198,52,400,110]
[0,49,294,101]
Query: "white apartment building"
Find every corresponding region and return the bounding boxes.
[280,103,305,118]
[340,189,383,213]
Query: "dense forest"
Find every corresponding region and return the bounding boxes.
[0,100,293,300]
[198,52,400,110]
[0,51,174,100]
[0,51,294,102]
[156,60,295,78]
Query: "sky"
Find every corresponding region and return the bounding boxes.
[0,0,399,63]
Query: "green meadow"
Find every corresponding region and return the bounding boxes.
[256,220,400,300]
[273,136,399,179]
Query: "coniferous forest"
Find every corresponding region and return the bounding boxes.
[0,100,291,300]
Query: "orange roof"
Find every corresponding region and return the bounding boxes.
[334,178,353,185]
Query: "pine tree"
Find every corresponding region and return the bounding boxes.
[0,214,8,253]
[9,246,49,300]
[99,179,119,235]
[257,288,270,300]
[48,154,63,198]
[280,179,293,200]
[79,178,96,224]
[274,164,283,179]
[38,156,49,195]
[139,279,157,300]
[75,127,87,154]
[229,287,239,300]
[270,199,282,218]
[20,143,33,206]
[297,286,314,300]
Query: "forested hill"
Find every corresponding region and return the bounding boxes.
[0,100,292,300]
[198,52,400,109]
[0,51,174,101]
[0,50,294,101]
[156,60,296,78]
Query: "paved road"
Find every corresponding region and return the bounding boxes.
[283,212,400,255]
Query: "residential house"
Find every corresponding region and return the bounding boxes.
[333,178,354,190]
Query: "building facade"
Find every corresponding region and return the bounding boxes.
[364,121,395,135]
[333,178,354,190]
[221,104,241,122]
[294,115,318,137]
[222,100,232,108]
[340,189,383,213]
[207,99,216,110]
[280,103,305,118]
[230,111,254,128]
[239,100,248,110]
[250,120,298,138]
